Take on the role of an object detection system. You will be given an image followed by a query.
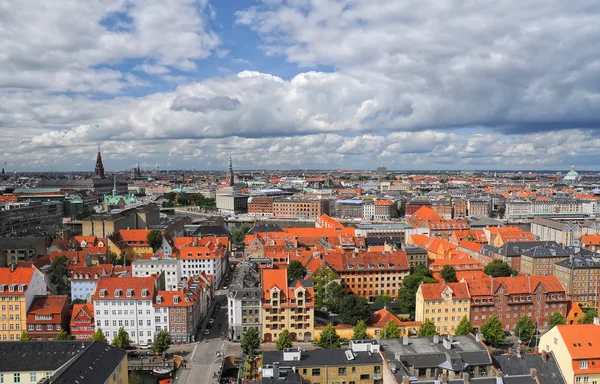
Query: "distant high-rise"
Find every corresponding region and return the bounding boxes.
[225,156,234,186]
[376,166,387,178]
[93,147,105,179]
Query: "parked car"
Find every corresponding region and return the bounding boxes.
[204,329,210,335]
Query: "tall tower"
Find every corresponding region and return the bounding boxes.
[225,156,234,186]
[93,147,105,179]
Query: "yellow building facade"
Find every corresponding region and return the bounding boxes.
[416,282,471,335]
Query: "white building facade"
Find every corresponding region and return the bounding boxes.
[132,257,181,291]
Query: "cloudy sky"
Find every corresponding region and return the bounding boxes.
[2,0,600,172]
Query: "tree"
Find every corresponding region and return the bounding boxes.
[112,327,131,350]
[440,265,458,283]
[382,320,402,339]
[481,315,505,343]
[152,330,172,354]
[129,372,142,384]
[241,327,260,355]
[55,330,71,340]
[352,320,369,339]
[498,207,505,218]
[276,329,293,351]
[549,311,566,329]
[20,330,33,341]
[90,328,107,343]
[579,308,599,324]
[232,224,251,245]
[49,255,69,295]
[147,230,163,252]
[454,316,473,336]
[287,261,307,281]
[515,316,535,343]
[483,260,514,277]
[316,323,341,349]
[412,263,432,278]
[418,319,438,337]
[324,281,345,313]
[311,266,339,310]
[374,295,392,304]
[398,275,438,315]
[340,295,370,325]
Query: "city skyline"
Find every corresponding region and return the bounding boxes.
[1,1,600,171]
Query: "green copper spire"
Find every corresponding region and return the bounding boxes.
[227,156,233,174]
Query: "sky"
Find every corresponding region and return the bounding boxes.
[1,0,600,172]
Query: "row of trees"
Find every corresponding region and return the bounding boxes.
[437,260,518,284]
[162,192,217,210]
[89,327,172,353]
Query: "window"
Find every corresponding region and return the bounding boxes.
[30,373,36,382]
[580,361,589,370]
[312,369,320,376]
[338,368,346,376]
[360,374,370,380]
[13,373,20,383]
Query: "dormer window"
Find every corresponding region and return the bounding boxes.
[580,360,589,369]
[18,284,25,292]
[174,295,180,304]
[9,284,16,292]
[100,289,107,297]
[0,284,6,292]
[85,274,90,279]
[94,274,99,279]
[126,289,133,297]
[156,295,163,304]
[114,289,122,297]
[142,289,149,297]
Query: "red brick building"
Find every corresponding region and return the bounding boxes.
[406,199,432,216]
[467,275,568,333]
[453,199,468,219]
[27,295,70,339]
[70,303,95,340]
[428,220,470,240]
[248,196,274,216]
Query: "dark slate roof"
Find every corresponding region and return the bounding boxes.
[0,341,91,372]
[261,369,302,384]
[365,237,401,247]
[493,353,566,384]
[248,224,284,234]
[191,225,231,237]
[263,349,382,367]
[404,246,428,255]
[49,341,126,384]
[419,378,535,384]
[496,242,560,257]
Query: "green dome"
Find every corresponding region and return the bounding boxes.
[564,165,579,181]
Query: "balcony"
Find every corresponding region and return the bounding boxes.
[373,373,382,380]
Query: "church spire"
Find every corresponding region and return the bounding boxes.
[225,156,234,186]
[93,146,105,179]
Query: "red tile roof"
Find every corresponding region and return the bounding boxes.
[70,303,94,328]
[406,206,443,228]
[420,281,470,300]
[557,324,600,369]
[92,276,156,300]
[155,290,194,307]
[0,268,37,294]
[120,229,151,245]
[27,295,68,324]
[370,308,403,327]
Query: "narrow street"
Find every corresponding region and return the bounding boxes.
[175,287,231,384]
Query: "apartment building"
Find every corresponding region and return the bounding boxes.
[178,239,225,286]
[0,237,46,264]
[261,268,314,343]
[431,199,453,220]
[263,341,383,384]
[519,245,571,276]
[373,199,396,220]
[505,199,584,221]
[132,256,181,291]
[328,250,410,300]
[26,295,69,339]
[248,196,274,216]
[70,303,95,340]
[0,267,47,341]
[554,252,600,306]
[428,219,470,240]
[415,281,471,335]
[453,199,468,219]
[467,197,491,217]
[0,201,62,237]
[540,323,600,384]
[228,263,262,341]
[92,276,161,346]
[404,245,429,269]
[272,197,329,219]
[70,264,113,301]
[334,199,364,218]
[531,217,581,245]
[82,203,160,237]
[466,275,568,333]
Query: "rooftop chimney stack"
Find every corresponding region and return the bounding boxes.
[541,350,548,362]
[462,372,470,383]
[433,334,440,344]
[530,368,537,377]
[594,317,600,326]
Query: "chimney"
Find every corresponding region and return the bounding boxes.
[475,333,482,343]
[594,317,600,326]
[433,334,440,344]
[440,373,448,383]
[462,372,470,383]
[10,263,15,272]
[530,368,537,378]
[402,377,409,384]
[402,336,409,345]
[541,350,547,362]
